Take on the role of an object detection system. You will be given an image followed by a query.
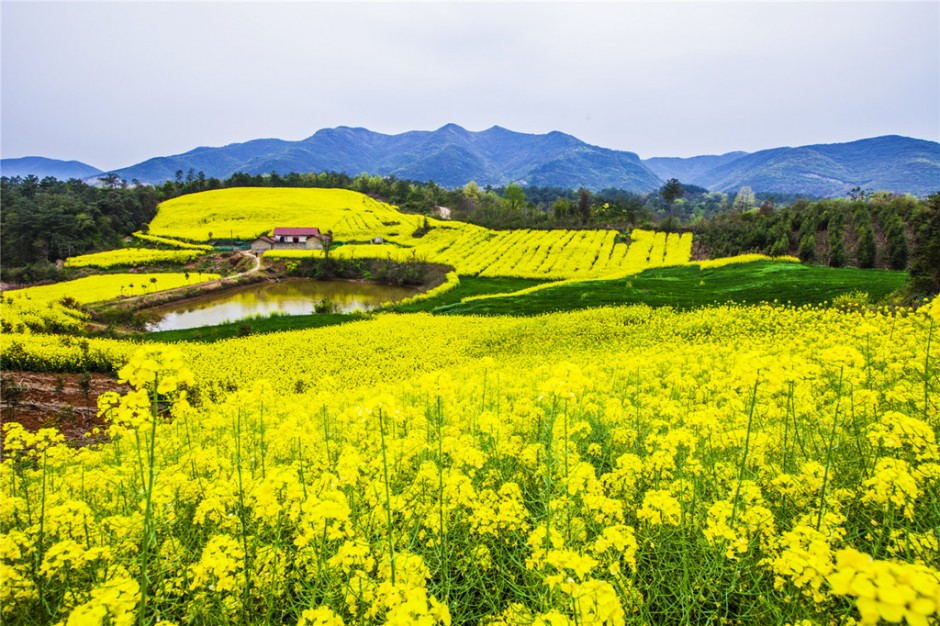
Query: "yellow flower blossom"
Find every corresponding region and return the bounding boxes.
[297,606,345,626]
[828,548,940,626]
[64,568,139,626]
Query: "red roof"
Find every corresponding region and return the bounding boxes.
[273,227,321,237]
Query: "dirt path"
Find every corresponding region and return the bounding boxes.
[237,250,263,277]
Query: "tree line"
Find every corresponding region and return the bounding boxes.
[1,175,159,282]
[3,170,937,295]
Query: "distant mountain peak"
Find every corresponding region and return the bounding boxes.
[19,127,932,196]
[106,125,664,192]
[0,156,103,180]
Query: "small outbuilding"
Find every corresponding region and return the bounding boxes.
[251,235,276,253]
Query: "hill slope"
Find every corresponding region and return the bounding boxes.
[1,156,103,180]
[651,136,940,196]
[434,262,909,316]
[644,152,748,183]
[148,187,692,280]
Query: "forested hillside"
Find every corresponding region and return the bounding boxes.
[0,176,158,281]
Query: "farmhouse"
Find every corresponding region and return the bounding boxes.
[252,227,329,252]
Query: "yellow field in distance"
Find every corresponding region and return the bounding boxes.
[151,188,693,280]
[149,188,425,243]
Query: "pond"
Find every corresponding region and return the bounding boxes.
[146,279,416,332]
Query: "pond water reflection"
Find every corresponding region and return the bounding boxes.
[147,279,415,331]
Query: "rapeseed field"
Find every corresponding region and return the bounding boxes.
[1,188,937,625]
[151,188,693,280]
[2,302,937,625]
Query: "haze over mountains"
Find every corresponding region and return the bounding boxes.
[3,126,938,196]
[0,156,103,181]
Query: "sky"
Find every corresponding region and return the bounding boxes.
[2,1,938,171]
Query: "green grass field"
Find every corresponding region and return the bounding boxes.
[139,264,908,342]
[431,262,909,316]
[385,276,550,313]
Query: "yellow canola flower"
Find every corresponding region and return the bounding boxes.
[64,248,203,268]
[0,530,38,609]
[769,525,834,603]
[919,294,940,321]
[189,534,244,593]
[327,540,374,575]
[540,362,590,400]
[0,561,38,609]
[636,489,682,526]
[297,606,345,626]
[565,578,628,626]
[132,231,214,250]
[862,458,921,518]
[117,345,195,393]
[867,411,937,457]
[380,585,452,626]
[827,548,940,626]
[592,525,639,573]
[64,568,139,626]
[697,254,799,269]
[543,549,600,582]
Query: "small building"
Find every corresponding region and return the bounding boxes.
[251,235,276,253]
[272,227,323,246]
[251,227,328,253]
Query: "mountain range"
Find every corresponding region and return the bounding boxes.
[3,126,938,196]
[0,156,103,181]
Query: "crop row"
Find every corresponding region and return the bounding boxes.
[64,248,204,269]
[132,232,214,251]
[268,229,694,281]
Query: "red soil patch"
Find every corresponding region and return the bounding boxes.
[1,371,129,448]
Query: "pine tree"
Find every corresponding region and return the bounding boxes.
[909,193,940,295]
[827,216,846,267]
[855,225,877,269]
[798,233,816,263]
[885,223,909,270]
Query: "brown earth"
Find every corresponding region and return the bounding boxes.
[1,371,128,448]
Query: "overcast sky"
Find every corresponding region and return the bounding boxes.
[2,1,938,171]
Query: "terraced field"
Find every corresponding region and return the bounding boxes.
[153,188,693,280]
